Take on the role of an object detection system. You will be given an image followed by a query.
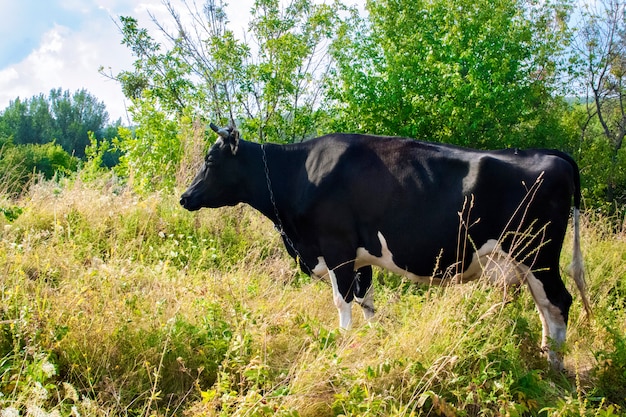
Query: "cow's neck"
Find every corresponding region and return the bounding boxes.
[240,141,300,228]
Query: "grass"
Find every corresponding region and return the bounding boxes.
[0,176,625,416]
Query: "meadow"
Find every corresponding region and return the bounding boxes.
[1,176,625,416]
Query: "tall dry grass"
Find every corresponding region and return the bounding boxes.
[1,176,625,416]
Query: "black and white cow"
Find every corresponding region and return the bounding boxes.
[180,123,591,369]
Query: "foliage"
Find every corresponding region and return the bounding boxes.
[115,0,345,143]
[571,103,626,212]
[561,96,626,213]
[108,0,626,207]
[0,136,78,196]
[326,0,575,150]
[116,15,194,115]
[0,205,22,222]
[0,0,624,209]
[113,95,185,193]
[0,88,113,158]
[109,0,348,193]
[79,132,121,182]
[235,0,344,143]
[569,0,626,206]
[592,320,626,404]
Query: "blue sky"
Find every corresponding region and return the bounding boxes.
[0,0,257,124]
[1,1,84,67]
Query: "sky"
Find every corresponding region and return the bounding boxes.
[0,0,258,125]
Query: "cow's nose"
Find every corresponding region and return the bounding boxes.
[179,196,188,207]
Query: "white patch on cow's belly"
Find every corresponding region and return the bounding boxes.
[355,232,436,284]
[319,232,565,368]
[459,239,526,285]
[312,256,329,278]
[355,233,527,285]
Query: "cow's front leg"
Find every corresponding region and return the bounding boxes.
[328,266,353,329]
[354,266,375,321]
[314,254,358,329]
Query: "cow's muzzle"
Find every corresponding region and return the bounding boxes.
[179,194,199,211]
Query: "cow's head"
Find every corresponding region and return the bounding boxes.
[179,123,243,211]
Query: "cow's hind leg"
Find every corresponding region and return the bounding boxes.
[354,266,375,321]
[525,269,572,370]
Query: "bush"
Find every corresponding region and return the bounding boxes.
[0,137,78,195]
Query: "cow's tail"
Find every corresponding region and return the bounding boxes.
[556,151,592,317]
[569,205,592,316]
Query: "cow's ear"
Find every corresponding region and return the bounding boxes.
[228,127,240,155]
[209,122,239,155]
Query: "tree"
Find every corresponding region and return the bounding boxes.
[0,89,110,158]
[50,88,110,157]
[236,0,344,142]
[327,0,575,150]
[110,0,346,193]
[113,94,183,193]
[113,0,345,143]
[0,98,39,145]
[571,0,626,205]
[114,14,194,114]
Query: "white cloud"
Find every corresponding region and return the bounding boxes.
[30,26,68,77]
[0,68,19,85]
[0,0,234,123]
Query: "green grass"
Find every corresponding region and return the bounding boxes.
[1,178,625,416]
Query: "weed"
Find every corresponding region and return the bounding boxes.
[0,205,22,222]
[591,320,626,404]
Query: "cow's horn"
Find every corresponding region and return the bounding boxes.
[209,122,230,139]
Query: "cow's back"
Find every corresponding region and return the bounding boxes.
[295,134,576,277]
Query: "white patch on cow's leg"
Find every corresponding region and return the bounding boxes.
[328,267,353,330]
[525,272,567,370]
[313,256,353,329]
[355,284,375,321]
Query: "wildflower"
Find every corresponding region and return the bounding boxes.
[41,360,56,378]
[25,405,47,417]
[1,407,20,417]
[32,381,49,402]
[63,382,79,402]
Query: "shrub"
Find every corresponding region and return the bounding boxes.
[0,137,78,196]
